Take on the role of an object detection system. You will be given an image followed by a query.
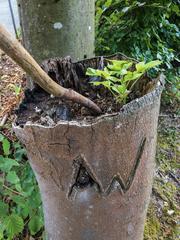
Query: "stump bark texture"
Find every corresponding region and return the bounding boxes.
[14,74,164,240]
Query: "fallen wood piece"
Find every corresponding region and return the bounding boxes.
[0,24,102,114]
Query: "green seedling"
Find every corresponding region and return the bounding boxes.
[8,83,21,97]
[86,59,161,103]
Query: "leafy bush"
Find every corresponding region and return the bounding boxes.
[95,0,180,106]
[0,134,44,239]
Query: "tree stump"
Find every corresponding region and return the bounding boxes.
[14,55,164,240]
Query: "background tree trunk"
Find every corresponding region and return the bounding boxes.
[17,0,95,88]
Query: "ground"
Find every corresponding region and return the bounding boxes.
[0,51,24,140]
[0,52,179,239]
[144,115,179,240]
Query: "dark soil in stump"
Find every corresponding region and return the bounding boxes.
[15,54,157,126]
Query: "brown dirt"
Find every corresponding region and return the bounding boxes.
[15,82,123,126]
[15,56,156,126]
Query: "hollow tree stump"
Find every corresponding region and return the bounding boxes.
[14,74,164,240]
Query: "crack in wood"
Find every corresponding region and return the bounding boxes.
[105,137,146,195]
[68,137,146,198]
[30,128,64,190]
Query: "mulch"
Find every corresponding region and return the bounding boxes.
[0,51,25,140]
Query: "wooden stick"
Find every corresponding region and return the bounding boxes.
[0,114,8,128]
[0,24,102,114]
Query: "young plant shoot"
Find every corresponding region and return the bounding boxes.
[86,59,162,103]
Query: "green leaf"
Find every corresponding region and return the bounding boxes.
[135,61,146,72]
[28,215,43,235]
[108,59,131,65]
[117,84,127,94]
[104,0,112,8]
[0,134,4,142]
[4,214,24,239]
[108,68,128,76]
[15,183,22,192]
[0,158,19,172]
[107,60,133,71]
[136,60,162,72]
[6,171,20,184]
[90,81,102,86]
[86,68,112,79]
[11,195,25,206]
[8,84,21,97]
[11,196,28,218]
[123,71,143,82]
[100,81,112,89]
[23,186,35,197]
[108,76,120,82]
[27,191,42,209]
[2,138,10,156]
[86,68,100,76]
[13,142,21,149]
[99,69,111,79]
[0,201,8,218]
[14,148,27,161]
[143,60,162,70]
[111,86,120,94]
[21,203,30,219]
[0,224,5,240]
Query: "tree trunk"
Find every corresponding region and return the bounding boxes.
[17,0,95,88]
[14,71,164,240]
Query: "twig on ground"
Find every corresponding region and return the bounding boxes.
[0,113,8,128]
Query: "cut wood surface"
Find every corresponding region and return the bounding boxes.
[0,24,101,114]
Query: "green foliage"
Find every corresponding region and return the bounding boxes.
[4,214,24,239]
[28,215,43,236]
[2,137,10,156]
[0,134,44,239]
[95,0,180,105]
[162,67,180,108]
[86,59,161,103]
[8,84,22,98]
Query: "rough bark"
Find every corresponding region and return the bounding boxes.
[17,0,95,63]
[14,75,164,240]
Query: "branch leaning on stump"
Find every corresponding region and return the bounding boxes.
[0,24,102,115]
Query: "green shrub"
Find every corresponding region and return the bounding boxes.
[0,134,44,239]
[95,0,180,106]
